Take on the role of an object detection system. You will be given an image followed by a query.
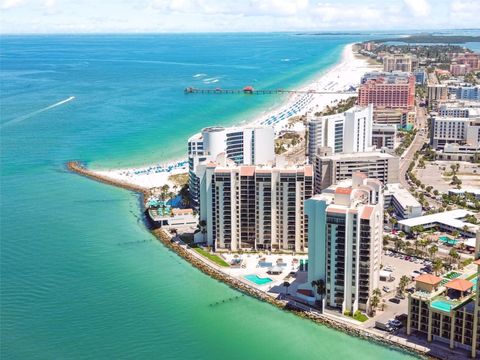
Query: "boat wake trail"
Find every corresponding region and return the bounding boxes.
[1,96,75,128]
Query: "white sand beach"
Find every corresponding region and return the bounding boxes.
[93,44,380,190]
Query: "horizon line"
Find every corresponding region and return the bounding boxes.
[2,28,480,36]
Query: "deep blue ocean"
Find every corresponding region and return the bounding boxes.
[0,33,419,359]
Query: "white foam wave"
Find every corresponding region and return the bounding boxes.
[1,96,75,128]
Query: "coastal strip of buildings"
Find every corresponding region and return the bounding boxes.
[144,42,480,358]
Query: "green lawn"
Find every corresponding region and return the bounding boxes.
[192,247,230,267]
[353,312,369,322]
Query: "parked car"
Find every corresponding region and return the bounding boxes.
[388,319,402,328]
[389,298,401,304]
[383,286,390,292]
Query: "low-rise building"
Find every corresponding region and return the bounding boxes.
[384,183,422,219]
[434,143,480,163]
[312,148,399,193]
[398,209,479,237]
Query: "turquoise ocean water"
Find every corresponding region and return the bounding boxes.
[1,34,417,359]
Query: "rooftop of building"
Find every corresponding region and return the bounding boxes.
[384,183,422,209]
[412,263,478,311]
[211,162,313,176]
[415,273,442,285]
[317,150,397,161]
[398,209,479,232]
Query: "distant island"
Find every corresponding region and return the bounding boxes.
[372,33,480,44]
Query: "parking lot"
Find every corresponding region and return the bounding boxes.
[379,251,428,298]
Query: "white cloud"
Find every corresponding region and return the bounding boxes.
[1,0,25,10]
[403,0,431,17]
[44,0,55,8]
[1,0,479,34]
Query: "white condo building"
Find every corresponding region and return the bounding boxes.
[430,117,480,150]
[312,148,399,193]
[307,105,374,162]
[305,173,384,314]
[188,126,275,208]
[196,158,313,252]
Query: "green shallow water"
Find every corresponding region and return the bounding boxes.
[1,34,417,359]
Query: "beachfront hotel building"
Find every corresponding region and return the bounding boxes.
[358,72,415,110]
[383,54,417,73]
[406,253,479,358]
[307,105,373,162]
[312,148,399,193]
[305,172,383,314]
[196,159,313,252]
[188,126,274,208]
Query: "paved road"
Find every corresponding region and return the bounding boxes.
[398,103,428,188]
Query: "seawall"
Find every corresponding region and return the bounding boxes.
[66,160,433,359]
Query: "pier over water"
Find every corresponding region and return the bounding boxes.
[184,86,356,95]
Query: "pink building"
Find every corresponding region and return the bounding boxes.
[450,63,472,76]
[358,72,415,109]
[454,53,480,70]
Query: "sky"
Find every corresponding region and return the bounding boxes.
[1,0,479,34]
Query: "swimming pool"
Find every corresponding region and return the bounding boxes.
[439,236,457,245]
[244,274,273,285]
[431,300,452,312]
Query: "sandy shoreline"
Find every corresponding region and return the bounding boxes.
[93,44,380,190]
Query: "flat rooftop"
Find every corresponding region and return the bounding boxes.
[319,151,397,161]
[398,209,479,232]
[385,183,421,209]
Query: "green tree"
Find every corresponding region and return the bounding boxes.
[432,258,443,276]
[428,245,438,260]
[449,248,460,265]
[311,279,326,309]
[398,275,411,294]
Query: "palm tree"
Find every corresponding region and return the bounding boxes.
[372,288,381,298]
[398,275,410,295]
[449,248,460,265]
[394,239,405,252]
[283,281,290,295]
[432,258,443,276]
[311,279,326,308]
[370,290,381,315]
[428,245,438,260]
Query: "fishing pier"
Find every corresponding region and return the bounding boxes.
[184,86,356,95]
